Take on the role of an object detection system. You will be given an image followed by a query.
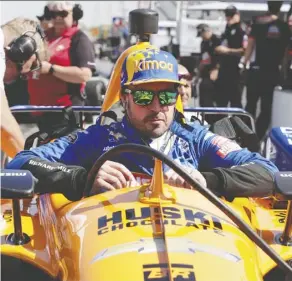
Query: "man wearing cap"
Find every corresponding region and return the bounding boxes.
[215,5,247,108]
[283,3,292,88]
[243,1,290,140]
[7,47,278,201]
[195,24,221,113]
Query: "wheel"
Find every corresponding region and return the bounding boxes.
[85,79,106,106]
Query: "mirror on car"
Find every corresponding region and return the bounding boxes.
[0,169,35,199]
[274,172,292,201]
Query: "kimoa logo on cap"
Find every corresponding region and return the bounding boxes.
[134,60,173,73]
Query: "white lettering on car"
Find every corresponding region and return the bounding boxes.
[28,160,71,173]
[0,173,27,176]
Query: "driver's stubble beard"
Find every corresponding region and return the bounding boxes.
[124,100,174,139]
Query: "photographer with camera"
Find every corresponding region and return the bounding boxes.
[1,18,49,158]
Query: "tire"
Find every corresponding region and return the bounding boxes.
[85,79,106,106]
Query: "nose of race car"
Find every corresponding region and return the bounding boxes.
[51,188,263,281]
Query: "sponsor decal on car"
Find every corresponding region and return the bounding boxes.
[143,263,196,281]
[97,206,223,236]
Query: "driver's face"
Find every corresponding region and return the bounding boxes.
[121,82,177,138]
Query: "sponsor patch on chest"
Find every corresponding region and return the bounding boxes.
[211,136,241,158]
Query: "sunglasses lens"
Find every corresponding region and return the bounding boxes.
[52,11,69,18]
[132,90,154,106]
[159,91,178,105]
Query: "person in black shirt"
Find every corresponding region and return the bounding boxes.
[195,24,221,110]
[283,3,292,89]
[243,1,290,140]
[216,5,247,108]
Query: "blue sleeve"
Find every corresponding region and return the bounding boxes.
[195,128,278,174]
[7,124,108,171]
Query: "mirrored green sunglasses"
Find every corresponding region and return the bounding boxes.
[124,89,178,106]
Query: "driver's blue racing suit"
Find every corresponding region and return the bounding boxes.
[7,114,278,201]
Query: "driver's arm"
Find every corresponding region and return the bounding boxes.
[196,128,278,201]
[6,124,108,200]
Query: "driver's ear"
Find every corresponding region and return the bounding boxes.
[120,89,128,108]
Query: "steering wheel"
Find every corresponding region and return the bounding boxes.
[83,143,292,275]
[83,144,203,197]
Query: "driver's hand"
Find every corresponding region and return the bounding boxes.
[164,167,206,189]
[91,161,139,194]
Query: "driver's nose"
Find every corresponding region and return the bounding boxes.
[149,95,165,112]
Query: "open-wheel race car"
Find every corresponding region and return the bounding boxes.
[1,8,292,281]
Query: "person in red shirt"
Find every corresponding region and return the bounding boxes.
[28,1,96,131]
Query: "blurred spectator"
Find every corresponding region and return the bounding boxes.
[243,1,290,140]
[178,64,192,107]
[1,18,49,157]
[195,24,221,124]
[28,1,96,131]
[195,24,221,107]
[37,5,53,31]
[178,64,207,125]
[215,5,246,108]
[283,3,292,88]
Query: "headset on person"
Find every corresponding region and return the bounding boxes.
[4,24,46,74]
[73,4,83,22]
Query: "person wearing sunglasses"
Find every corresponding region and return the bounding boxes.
[7,48,278,202]
[27,1,96,131]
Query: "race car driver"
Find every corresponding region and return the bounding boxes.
[7,48,278,202]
